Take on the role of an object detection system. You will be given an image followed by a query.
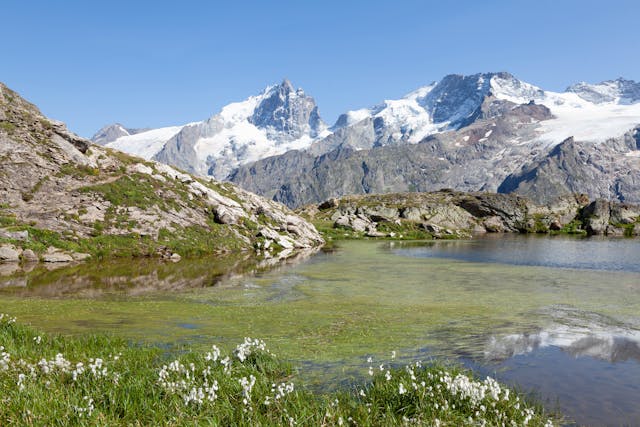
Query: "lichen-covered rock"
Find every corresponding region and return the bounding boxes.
[609,204,640,224]
[483,216,506,232]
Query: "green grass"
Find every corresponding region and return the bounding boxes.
[0,315,558,426]
[79,174,180,211]
[56,164,100,179]
[158,224,247,256]
[1,217,252,260]
[0,121,16,133]
[0,213,17,227]
[554,219,586,235]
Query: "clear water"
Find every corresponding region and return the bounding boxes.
[1,235,639,426]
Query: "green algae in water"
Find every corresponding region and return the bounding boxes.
[2,240,639,368]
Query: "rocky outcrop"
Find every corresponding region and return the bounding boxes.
[0,82,323,266]
[498,128,640,204]
[579,199,640,235]
[301,190,610,239]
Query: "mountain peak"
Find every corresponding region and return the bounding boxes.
[249,79,325,139]
[280,78,294,91]
[420,72,505,127]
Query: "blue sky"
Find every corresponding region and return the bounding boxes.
[2,0,638,137]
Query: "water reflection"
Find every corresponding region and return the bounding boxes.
[390,234,640,272]
[0,248,320,298]
[486,330,640,363]
[485,305,640,363]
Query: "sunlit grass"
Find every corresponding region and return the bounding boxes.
[0,314,557,426]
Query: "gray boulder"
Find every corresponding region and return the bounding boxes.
[0,229,28,241]
[21,249,38,262]
[0,245,21,262]
[42,247,73,263]
[581,200,611,235]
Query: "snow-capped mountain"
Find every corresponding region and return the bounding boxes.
[317,72,640,154]
[94,79,328,179]
[228,72,640,207]
[95,72,640,207]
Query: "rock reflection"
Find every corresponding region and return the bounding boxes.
[0,248,320,298]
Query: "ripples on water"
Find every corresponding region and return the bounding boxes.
[392,234,640,272]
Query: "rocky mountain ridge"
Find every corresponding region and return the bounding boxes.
[229,72,640,207]
[0,82,323,269]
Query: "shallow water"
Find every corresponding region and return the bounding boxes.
[1,235,639,425]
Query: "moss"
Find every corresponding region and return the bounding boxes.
[242,217,260,233]
[376,220,433,240]
[0,213,17,227]
[77,234,157,258]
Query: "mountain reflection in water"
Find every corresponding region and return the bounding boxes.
[485,305,640,363]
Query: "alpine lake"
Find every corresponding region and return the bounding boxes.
[1,235,639,426]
